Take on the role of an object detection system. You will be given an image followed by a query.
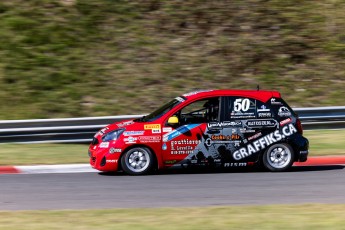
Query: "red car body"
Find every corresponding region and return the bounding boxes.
[89,89,309,175]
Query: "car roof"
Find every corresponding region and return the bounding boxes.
[182,89,281,102]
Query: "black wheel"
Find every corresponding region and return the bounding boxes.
[262,143,294,172]
[121,147,154,175]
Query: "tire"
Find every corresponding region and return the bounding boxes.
[121,147,154,175]
[262,143,294,172]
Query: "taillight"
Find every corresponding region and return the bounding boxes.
[296,119,303,135]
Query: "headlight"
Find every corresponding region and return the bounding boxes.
[102,128,125,142]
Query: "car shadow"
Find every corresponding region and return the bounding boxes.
[291,165,345,172]
[98,165,345,176]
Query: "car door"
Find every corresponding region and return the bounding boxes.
[161,96,223,167]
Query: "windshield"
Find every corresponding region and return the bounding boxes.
[135,97,186,122]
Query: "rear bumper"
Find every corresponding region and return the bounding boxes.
[289,134,309,162]
[298,150,309,162]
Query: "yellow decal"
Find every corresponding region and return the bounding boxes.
[144,124,161,130]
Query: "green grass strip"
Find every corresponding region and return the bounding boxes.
[0,204,345,229]
[305,129,345,156]
[0,143,88,165]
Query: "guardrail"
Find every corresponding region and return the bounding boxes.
[0,106,344,144]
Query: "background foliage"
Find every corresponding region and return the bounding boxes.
[0,0,344,119]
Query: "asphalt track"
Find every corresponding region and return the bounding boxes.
[1,165,345,210]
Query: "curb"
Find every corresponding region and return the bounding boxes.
[1,156,345,175]
[293,155,345,166]
[0,164,97,174]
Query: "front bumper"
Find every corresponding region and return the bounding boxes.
[89,146,120,172]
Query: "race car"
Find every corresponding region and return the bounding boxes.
[89,89,309,175]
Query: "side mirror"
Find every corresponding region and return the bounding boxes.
[167,116,179,126]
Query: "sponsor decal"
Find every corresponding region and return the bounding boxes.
[224,162,247,167]
[164,160,177,164]
[233,124,297,160]
[258,112,272,118]
[139,136,161,143]
[163,124,200,142]
[175,97,185,102]
[144,124,161,130]
[234,141,241,147]
[94,127,109,137]
[99,142,109,148]
[240,128,256,133]
[230,112,255,119]
[124,136,137,144]
[172,150,194,155]
[109,148,121,154]
[117,121,134,127]
[208,121,242,129]
[152,129,161,134]
[171,139,201,155]
[182,90,213,97]
[211,134,240,140]
[171,139,200,149]
[280,118,292,126]
[162,143,167,150]
[163,127,173,133]
[244,119,278,128]
[257,105,270,112]
[205,137,241,146]
[106,159,118,163]
[247,132,262,141]
[300,150,309,154]
[123,131,145,136]
[278,106,292,117]
[270,98,282,105]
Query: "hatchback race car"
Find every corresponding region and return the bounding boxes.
[89,89,309,175]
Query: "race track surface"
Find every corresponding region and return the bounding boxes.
[1,166,345,210]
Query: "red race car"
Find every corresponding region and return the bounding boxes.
[89,89,309,175]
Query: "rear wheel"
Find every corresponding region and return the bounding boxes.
[121,147,153,175]
[262,143,294,172]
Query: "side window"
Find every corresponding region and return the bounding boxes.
[269,97,295,119]
[256,100,273,118]
[176,97,220,125]
[227,97,256,119]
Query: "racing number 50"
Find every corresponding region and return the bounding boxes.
[234,98,250,112]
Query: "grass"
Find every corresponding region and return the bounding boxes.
[0,129,344,166]
[0,143,88,165]
[304,129,345,156]
[0,0,345,120]
[1,204,345,229]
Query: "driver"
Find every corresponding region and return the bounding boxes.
[204,98,219,121]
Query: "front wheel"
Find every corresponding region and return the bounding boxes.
[121,147,154,175]
[262,143,294,172]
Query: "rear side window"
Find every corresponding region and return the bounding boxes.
[227,97,256,119]
[256,100,273,118]
[269,97,296,118]
[226,97,274,119]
